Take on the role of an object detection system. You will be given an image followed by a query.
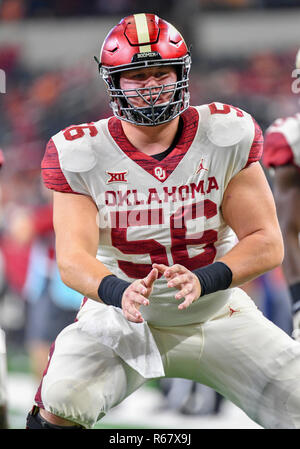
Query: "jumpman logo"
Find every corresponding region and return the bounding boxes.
[196,158,208,174]
[229,307,239,317]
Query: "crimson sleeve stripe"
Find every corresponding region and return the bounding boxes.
[263,131,294,168]
[41,138,74,193]
[244,118,264,168]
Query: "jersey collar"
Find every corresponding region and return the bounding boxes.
[107,106,199,182]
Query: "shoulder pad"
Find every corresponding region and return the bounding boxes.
[266,114,300,146]
[52,122,99,173]
[205,103,248,147]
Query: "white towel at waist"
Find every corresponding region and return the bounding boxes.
[76,299,165,379]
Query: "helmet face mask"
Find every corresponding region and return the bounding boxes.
[97,14,191,126]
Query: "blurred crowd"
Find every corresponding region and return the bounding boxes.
[0,0,300,21]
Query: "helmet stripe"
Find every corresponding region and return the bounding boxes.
[133,13,152,53]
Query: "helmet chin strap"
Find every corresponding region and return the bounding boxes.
[123,101,177,126]
[118,97,185,126]
[133,105,169,125]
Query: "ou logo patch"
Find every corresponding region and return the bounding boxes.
[154,166,167,181]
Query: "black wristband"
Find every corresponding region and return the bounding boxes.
[193,261,233,297]
[98,275,131,308]
[289,282,300,314]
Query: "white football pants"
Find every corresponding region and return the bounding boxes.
[36,289,300,429]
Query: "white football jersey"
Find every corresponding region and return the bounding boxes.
[42,103,263,326]
[263,113,300,170]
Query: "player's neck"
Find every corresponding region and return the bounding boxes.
[121,116,180,156]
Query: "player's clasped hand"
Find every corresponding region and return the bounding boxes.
[153,263,201,310]
[121,268,158,323]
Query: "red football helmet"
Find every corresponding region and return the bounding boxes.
[95,13,191,126]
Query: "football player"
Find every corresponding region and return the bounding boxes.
[26,14,300,429]
[263,49,300,341]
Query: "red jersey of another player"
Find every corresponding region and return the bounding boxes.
[263,113,300,172]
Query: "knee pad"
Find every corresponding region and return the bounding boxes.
[26,406,84,429]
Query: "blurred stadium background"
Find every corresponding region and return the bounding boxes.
[0,0,299,429]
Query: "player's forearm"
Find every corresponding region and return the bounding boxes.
[57,249,112,301]
[219,229,284,287]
